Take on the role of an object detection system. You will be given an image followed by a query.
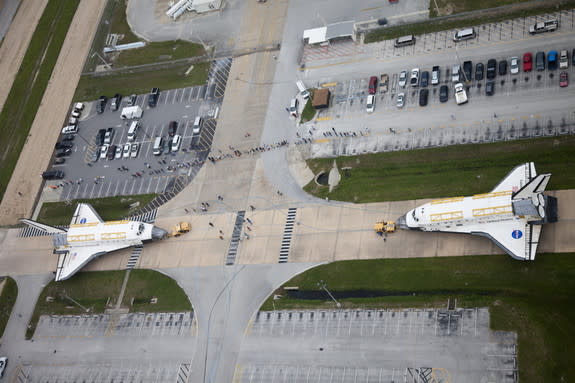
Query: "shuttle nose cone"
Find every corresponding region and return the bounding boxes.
[396,215,408,229]
[152,226,168,240]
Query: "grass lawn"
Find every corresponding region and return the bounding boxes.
[124,269,192,313]
[74,61,209,102]
[263,253,575,383]
[0,0,79,202]
[109,0,139,44]
[431,0,531,16]
[304,135,575,202]
[114,40,205,68]
[300,94,316,124]
[36,194,157,226]
[26,269,192,339]
[366,1,575,43]
[0,277,18,337]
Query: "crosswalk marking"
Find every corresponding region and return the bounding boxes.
[126,245,144,269]
[226,211,246,265]
[279,208,297,263]
[126,209,157,223]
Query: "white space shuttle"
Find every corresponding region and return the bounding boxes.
[21,204,167,281]
[397,162,558,260]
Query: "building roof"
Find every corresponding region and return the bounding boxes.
[303,21,354,45]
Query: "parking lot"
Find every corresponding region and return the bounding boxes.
[34,312,196,338]
[299,42,575,158]
[237,308,517,383]
[44,58,232,202]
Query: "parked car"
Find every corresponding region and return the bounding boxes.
[410,68,420,87]
[171,134,182,152]
[127,94,137,106]
[486,59,497,79]
[396,93,405,108]
[529,19,558,35]
[462,61,473,81]
[559,71,569,87]
[168,121,178,136]
[130,142,140,158]
[559,49,569,69]
[548,50,558,70]
[0,357,6,378]
[71,109,81,118]
[123,143,131,158]
[163,137,171,154]
[100,145,109,159]
[104,128,114,144]
[439,85,449,102]
[90,148,99,163]
[62,134,75,142]
[54,158,66,165]
[110,93,122,111]
[96,129,106,146]
[148,87,160,107]
[486,80,495,96]
[55,141,73,150]
[510,57,520,74]
[55,148,72,158]
[535,51,546,71]
[73,102,84,111]
[366,94,375,113]
[398,71,408,87]
[572,48,575,66]
[42,170,65,180]
[379,74,389,93]
[96,95,107,114]
[420,71,429,87]
[475,63,484,81]
[114,145,122,159]
[451,64,460,82]
[431,66,440,85]
[368,76,378,94]
[523,52,533,72]
[61,125,78,134]
[498,60,507,76]
[418,89,429,106]
[107,145,116,160]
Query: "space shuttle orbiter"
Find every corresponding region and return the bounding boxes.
[21,203,167,281]
[397,162,558,260]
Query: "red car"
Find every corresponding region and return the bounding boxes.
[368,76,378,94]
[560,71,569,87]
[523,52,533,72]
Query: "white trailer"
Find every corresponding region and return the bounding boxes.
[121,106,143,119]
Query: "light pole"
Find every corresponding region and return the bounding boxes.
[317,280,341,308]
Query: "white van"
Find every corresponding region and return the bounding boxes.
[127,121,140,142]
[394,35,416,48]
[152,136,163,155]
[171,134,182,152]
[296,81,310,99]
[453,28,476,42]
[192,116,203,135]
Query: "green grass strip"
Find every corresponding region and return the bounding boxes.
[74,61,209,102]
[26,269,192,339]
[36,194,157,226]
[265,253,575,382]
[304,136,575,202]
[0,277,18,337]
[0,0,80,202]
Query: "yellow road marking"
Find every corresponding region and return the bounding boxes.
[313,138,330,143]
[321,82,338,88]
[316,116,332,121]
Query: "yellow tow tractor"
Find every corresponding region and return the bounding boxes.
[374,220,396,236]
[169,221,191,237]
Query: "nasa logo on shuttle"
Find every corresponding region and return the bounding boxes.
[511,230,523,239]
[80,218,87,224]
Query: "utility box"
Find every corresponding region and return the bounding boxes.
[312,88,330,110]
[120,106,143,119]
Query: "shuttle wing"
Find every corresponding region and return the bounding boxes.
[490,162,536,193]
[70,203,103,225]
[472,222,542,261]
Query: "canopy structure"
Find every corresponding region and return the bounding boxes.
[303,21,356,45]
